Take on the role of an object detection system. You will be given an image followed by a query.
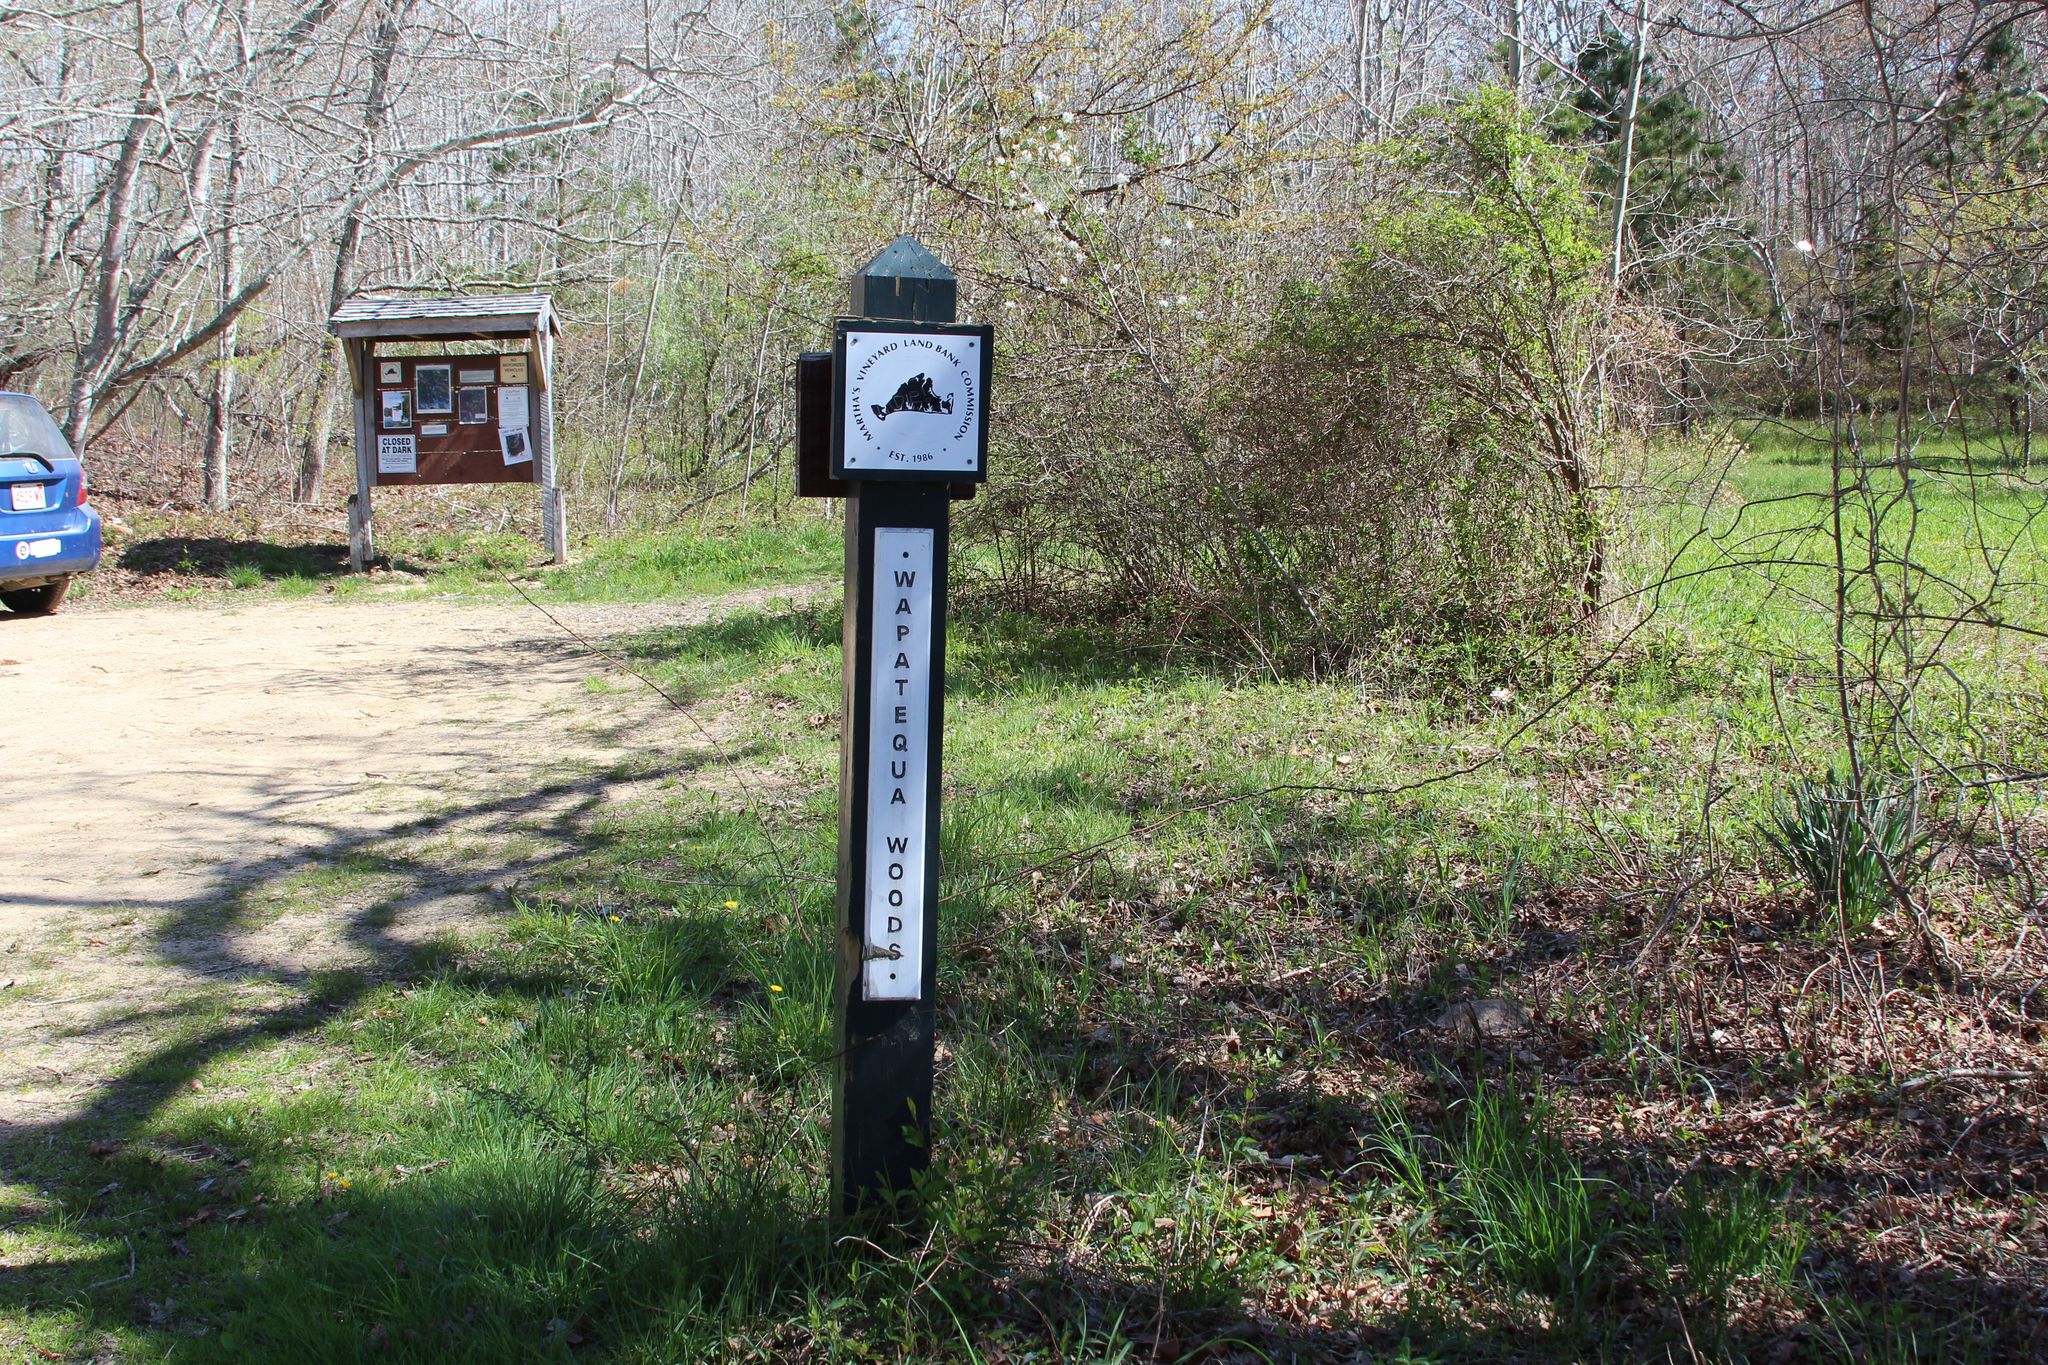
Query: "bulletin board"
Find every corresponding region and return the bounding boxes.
[329,290,566,571]
[368,353,538,487]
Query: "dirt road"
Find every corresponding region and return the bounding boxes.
[0,588,802,1127]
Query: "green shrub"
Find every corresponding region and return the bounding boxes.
[1223,89,1610,662]
[1763,769,1919,935]
[961,88,1620,675]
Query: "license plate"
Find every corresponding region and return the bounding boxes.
[9,482,47,511]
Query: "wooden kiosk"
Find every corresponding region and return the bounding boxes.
[326,293,567,571]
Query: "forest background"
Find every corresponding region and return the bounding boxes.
[4,0,2040,569]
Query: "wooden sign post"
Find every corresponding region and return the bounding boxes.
[800,237,989,1223]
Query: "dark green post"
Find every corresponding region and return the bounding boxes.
[831,237,957,1223]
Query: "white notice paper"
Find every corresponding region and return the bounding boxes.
[497,385,529,429]
[863,527,934,1001]
[376,434,417,475]
[499,426,532,466]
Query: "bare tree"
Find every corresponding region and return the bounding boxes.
[294,0,411,503]
[202,0,255,510]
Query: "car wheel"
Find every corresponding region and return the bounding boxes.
[1,577,70,615]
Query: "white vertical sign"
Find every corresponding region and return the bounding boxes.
[864,527,934,1000]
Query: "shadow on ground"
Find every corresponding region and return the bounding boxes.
[116,536,356,581]
[3,607,2042,1362]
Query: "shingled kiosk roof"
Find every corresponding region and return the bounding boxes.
[327,292,559,341]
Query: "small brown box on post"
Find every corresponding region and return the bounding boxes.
[795,352,849,499]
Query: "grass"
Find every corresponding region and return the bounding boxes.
[346,514,841,603]
[1648,420,2048,767]
[4,424,2045,1361]
[88,488,841,607]
[1667,1173,1805,1311]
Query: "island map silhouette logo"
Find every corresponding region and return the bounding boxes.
[871,373,954,421]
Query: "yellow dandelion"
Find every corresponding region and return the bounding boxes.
[723,900,739,910]
[608,914,622,922]
[769,984,784,994]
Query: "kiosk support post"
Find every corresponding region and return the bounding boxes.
[348,340,375,571]
[829,238,972,1224]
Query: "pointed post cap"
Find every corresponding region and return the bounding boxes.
[850,235,957,323]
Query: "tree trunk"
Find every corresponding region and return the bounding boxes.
[65,111,150,450]
[1608,0,1651,288]
[1353,0,1372,139]
[35,42,72,280]
[1505,0,1524,101]
[737,286,781,516]
[605,188,690,528]
[297,0,407,503]
[203,42,250,512]
[296,356,344,503]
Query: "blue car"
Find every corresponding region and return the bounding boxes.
[0,392,101,615]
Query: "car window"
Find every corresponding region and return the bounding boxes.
[0,395,75,461]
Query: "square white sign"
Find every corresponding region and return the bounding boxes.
[838,326,987,477]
